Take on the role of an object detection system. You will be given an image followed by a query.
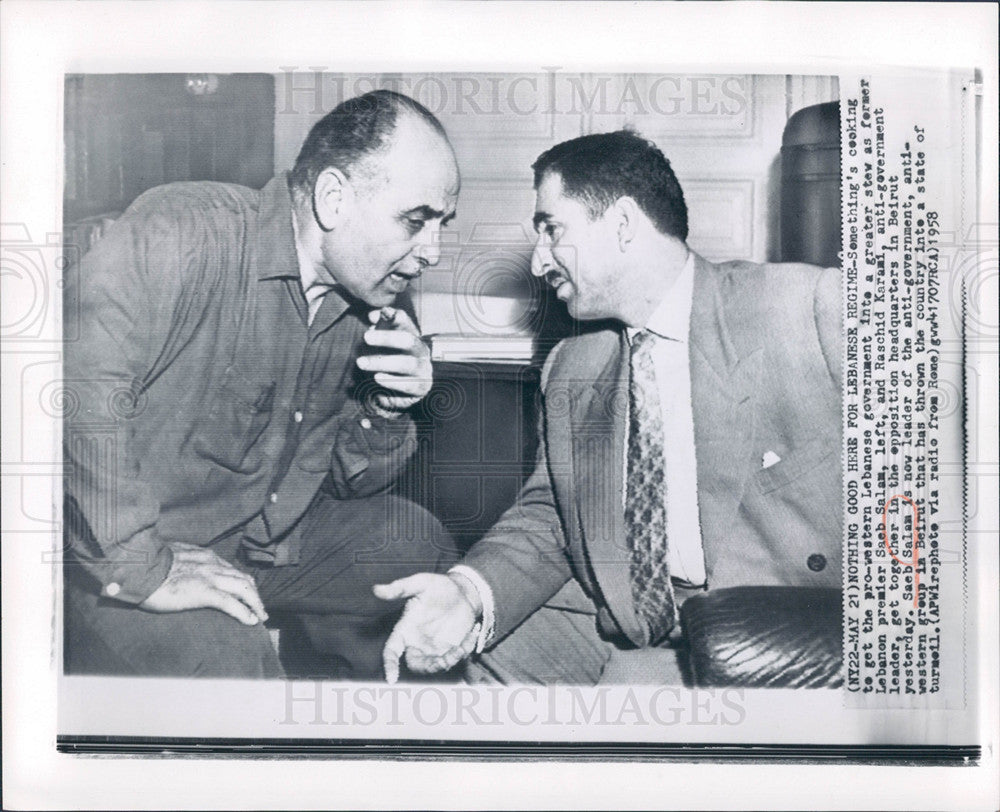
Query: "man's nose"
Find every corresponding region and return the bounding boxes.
[531,240,553,277]
[414,226,442,268]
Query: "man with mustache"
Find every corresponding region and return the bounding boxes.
[63,90,460,679]
[377,130,841,685]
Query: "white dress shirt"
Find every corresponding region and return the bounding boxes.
[453,252,706,649]
[624,251,705,587]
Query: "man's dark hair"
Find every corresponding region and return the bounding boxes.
[289,90,447,196]
[532,130,688,241]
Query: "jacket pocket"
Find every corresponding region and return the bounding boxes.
[754,438,835,495]
[192,366,274,473]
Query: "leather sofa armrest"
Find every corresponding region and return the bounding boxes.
[680,586,843,688]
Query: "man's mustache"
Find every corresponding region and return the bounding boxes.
[544,269,568,287]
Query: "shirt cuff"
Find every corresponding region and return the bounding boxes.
[449,564,496,653]
[364,399,408,420]
[96,539,174,605]
[346,408,415,453]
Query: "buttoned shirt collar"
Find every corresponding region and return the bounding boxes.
[253,174,301,282]
[291,203,340,325]
[253,173,347,326]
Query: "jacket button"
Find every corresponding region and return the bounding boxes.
[807,553,827,572]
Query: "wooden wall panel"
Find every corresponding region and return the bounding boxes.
[684,179,756,262]
[64,74,274,223]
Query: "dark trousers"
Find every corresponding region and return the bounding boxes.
[64,492,458,680]
[466,579,693,686]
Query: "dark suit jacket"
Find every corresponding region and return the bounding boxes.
[461,253,843,647]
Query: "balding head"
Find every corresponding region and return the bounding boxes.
[292,90,460,308]
[289,90,451,200]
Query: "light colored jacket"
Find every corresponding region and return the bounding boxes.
[462,253,843,646]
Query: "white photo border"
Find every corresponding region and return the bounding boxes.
[2,2,997,810]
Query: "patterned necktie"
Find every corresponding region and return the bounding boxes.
[624,330,677,646]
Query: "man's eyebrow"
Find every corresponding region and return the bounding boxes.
[402,205,446,220]
[533,211,552,229]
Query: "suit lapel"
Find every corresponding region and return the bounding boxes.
[570,331,644,643]
[689,255,762,582]
[566,255,762,641]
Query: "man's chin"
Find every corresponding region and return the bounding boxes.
[566,300,603,322]
[370,291,399,307]
[340,286,395,310]
[364,280,409,306]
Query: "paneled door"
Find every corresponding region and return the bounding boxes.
[64,73,275,223]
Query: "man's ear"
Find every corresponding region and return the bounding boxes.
[614,196,640,251]
[312,167,352,231]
